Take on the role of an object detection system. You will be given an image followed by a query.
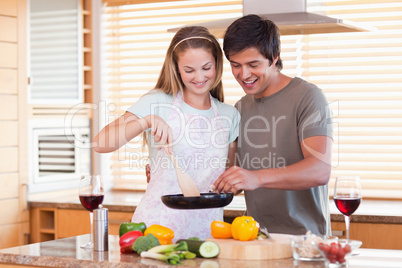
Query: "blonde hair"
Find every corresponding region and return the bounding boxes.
[143,27,224,147]
[154,26,224,102]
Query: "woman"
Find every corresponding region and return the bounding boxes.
[94,26,240,240]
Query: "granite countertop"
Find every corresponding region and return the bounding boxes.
[1,234,402,268]
[28,190,402,224]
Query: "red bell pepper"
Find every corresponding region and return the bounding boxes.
[119,230,143,253]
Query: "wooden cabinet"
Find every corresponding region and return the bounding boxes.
[331,221,402,250]
[57,209,133,239]
[30,207,133,243]
[57,209,89,239]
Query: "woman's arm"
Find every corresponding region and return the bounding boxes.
[93,112,148,153]
[93,111,173,154]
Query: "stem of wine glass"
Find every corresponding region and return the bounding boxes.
[89,211,93,244]
[344,215,350,240]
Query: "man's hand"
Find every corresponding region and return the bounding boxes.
[213,166,260,194]
[145,164,150,183]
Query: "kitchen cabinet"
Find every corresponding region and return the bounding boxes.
[331,221,402,250]
[30,207,132,243]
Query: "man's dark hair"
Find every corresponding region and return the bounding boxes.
[223,14,283,70]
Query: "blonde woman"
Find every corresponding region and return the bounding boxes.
[94,26,240,240]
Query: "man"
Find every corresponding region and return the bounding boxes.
[212,14,333,236]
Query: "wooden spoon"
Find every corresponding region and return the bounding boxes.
[165,148,200,197]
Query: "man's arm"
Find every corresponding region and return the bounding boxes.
[226,139,237,169]
[213,135,332,193]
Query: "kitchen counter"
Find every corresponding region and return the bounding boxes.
[28,190,402,224]
[29,190,402,251]
[1,234,402,268]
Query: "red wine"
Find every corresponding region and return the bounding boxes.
[79,194,104,212]
[334,197,361,216]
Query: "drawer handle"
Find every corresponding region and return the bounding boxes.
[332,230,344,237]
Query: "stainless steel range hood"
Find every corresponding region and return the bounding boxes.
[168,0,374,37]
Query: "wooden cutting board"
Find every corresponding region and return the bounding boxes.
[206,233,292,260]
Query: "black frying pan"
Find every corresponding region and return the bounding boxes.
[161,192,234,209]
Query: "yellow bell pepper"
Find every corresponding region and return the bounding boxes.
[231,216,260,241]
[144,224,174,245]
[211,220,232,239]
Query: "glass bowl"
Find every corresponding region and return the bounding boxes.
[312,238,362,267]
[291,234,327,261]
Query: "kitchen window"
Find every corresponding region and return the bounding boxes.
[100,0,402,199]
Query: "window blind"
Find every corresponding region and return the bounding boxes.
[305,0,402,198]
[29,0,83,103]
[102,0,402,198]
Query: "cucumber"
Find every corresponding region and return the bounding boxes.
[177,239,220,258]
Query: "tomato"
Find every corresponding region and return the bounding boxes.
[330,244,339,255]
[337,248,346,259]
[320,242,351,264]
[211,220,232,239]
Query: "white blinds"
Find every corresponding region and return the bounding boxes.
[29,0,83,103]
[304,0,402,198]
[102,0,402,198]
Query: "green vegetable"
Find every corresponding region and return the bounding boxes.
[148,241,188,253]
[132,233,160,254]
[187,237,201,241]
[181,251,196,259]
[140,251,181,265]
[177,239,220,258]
[119,222,147,237]
[139,242,196,265]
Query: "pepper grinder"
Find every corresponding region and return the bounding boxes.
[93,204,109,251]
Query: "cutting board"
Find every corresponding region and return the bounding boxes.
[206,233,292,260]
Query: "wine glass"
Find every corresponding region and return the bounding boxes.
[333,176,362,240]
[78,175,104,249]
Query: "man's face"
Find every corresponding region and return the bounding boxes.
[228,47,277,99]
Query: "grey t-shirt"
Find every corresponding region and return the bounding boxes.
[235,77,333,235]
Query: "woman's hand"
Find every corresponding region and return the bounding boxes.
[145,115,173,153]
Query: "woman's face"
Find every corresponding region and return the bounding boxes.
[177,48,216,97]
